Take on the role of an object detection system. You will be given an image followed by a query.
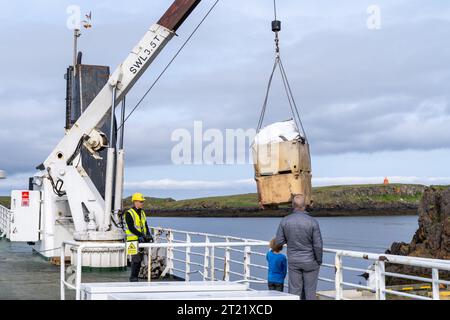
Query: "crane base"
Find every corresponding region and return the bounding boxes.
[70,245,127,269]
[73,230,125,241]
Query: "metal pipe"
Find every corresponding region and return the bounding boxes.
[224,237,230,281]
[109,87,117,148]
[75,245,84,300]
[341,281,373,292]
[114,96,126,212]
[119,96,126,149]
[113,150,124,212]
[432,268,440,300]
[104,148,115,230]
[104,87,117,230]
[318,277,335,284]
[73,29,79,73]
[383,288,432,300]
[383,271,435,283]
[60,242,65,300]
[335,253,343,300]
[203,236,210,280]
[210,246,215,282]
[168,231,174,274]
[147,249,152,283]
[185,234,191,281]
[379,261,387,300]
[243,246,251,283]
[151,226,264,243]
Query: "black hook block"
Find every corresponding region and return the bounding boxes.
[272,20,281,32]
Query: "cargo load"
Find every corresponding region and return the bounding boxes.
[252,120,312,207]
[253,7,312,208]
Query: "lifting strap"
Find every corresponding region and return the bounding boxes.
[256,0,308,142]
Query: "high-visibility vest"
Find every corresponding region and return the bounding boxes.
[124,208,148,242]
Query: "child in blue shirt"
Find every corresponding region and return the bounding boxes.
[266,238,287,291]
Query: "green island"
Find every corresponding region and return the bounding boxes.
[123,184,431,217]
[1,184,443,217]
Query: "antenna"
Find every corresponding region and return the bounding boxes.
[73,11,93,71]
[83,11,92,29]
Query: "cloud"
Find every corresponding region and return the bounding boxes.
[124,178,254,191]
[1,0,450,178]
[0,172,32,194]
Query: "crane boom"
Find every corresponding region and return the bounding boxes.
[44,0,200,170]
[32,0,202,249]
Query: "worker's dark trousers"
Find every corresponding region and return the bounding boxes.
[288,265,320,300]
[129,252,143,282]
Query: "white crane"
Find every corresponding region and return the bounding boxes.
[7,0,202,268]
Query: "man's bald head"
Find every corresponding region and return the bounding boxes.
[292,194,306,211]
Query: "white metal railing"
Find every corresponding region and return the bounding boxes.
[319,249,450,300]
[151,227,271,285]
[0,204,11,238]
[152,228,450,300]
[60,227,450,300]
[60,237,269,300]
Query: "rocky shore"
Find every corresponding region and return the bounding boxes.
[147,207,418,218]
[385,186,450,284]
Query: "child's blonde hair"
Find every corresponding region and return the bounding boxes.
[270,238,283,253]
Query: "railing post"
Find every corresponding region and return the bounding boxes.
[432,268,440,300]
[60,242,66,300]
[124,241,128,270]
[224,237,230,281]
[167,230,174,275]
[147,244,152,283]
[203,236,210,280]
[334,252,343,300]
[375,261,386,300]
[185,234,191,282]
[210,245,215,282]
[373,261,380,300]
[75,246,83,300]
[244,245,251,283]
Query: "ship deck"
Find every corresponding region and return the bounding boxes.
[0,240,143,299]
[1,228,449,300]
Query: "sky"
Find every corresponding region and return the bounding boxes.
[0,0,450,199]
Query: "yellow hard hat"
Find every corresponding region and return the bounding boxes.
[131,193,145,202]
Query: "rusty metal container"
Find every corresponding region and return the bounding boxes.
[252,121,312,207]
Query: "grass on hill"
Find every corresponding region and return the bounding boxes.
[0,196,9,208]
[2,184,446,211]
[128,184,428,210]
[311,184,425,205]
[124,193,260,210]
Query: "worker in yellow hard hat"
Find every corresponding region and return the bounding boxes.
[124,192,153,282]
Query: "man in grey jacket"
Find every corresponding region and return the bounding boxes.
[275,194,323,300]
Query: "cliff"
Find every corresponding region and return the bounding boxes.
[385,186,450,284]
